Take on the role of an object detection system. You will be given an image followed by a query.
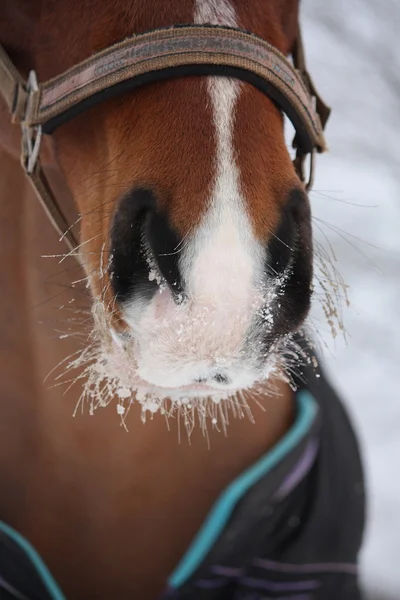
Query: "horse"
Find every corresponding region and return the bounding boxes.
[0,1,365,599]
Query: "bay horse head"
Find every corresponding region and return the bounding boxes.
[0,2,347,599]
[1,0,329,418]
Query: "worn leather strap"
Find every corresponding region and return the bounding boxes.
[0,44,27,119]
[291,25,331,187]
[26,160,78,253]
[18,25,328,154]
[0,52,77,254]
[0,24,330,254]
[292,26,331,131]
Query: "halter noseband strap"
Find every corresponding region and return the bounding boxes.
[0,24,330,253]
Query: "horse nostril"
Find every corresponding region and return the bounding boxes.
[194,377,208,384]
[213,373,229,385]
[109,188,184,304]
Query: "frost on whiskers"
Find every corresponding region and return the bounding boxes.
[66,329,257,437]
[64,302,254,435]
[51,259,317,436]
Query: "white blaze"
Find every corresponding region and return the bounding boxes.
[194,0,238,27]
[185,1,264,315]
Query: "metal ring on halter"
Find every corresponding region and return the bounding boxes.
[293,146,315,192]
[21,70,43,175]
[305,148,315,191]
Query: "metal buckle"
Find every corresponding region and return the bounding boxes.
[305,148,315,191]
[293,147,315,192]
[20,70,42,174]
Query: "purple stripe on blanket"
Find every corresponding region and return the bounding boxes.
[240,576,319,592]
[0,576,30,600]
[210,565,244,578]
[253,557,358,575]
[274,438,319,500]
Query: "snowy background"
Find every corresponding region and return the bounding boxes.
[301,1,400,597]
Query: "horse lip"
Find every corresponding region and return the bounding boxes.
[136,380,237,400]
[178,383,220,392]
[150,382,224,394]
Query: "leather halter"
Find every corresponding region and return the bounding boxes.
[0,24,330,254]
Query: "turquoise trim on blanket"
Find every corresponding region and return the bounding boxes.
[0,520,66,600]
[168,389,317,588]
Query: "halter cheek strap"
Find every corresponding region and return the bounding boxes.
[0,46,79,253]
[0,24,330,254]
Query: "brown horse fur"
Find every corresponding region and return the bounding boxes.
[0,1,311,598]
